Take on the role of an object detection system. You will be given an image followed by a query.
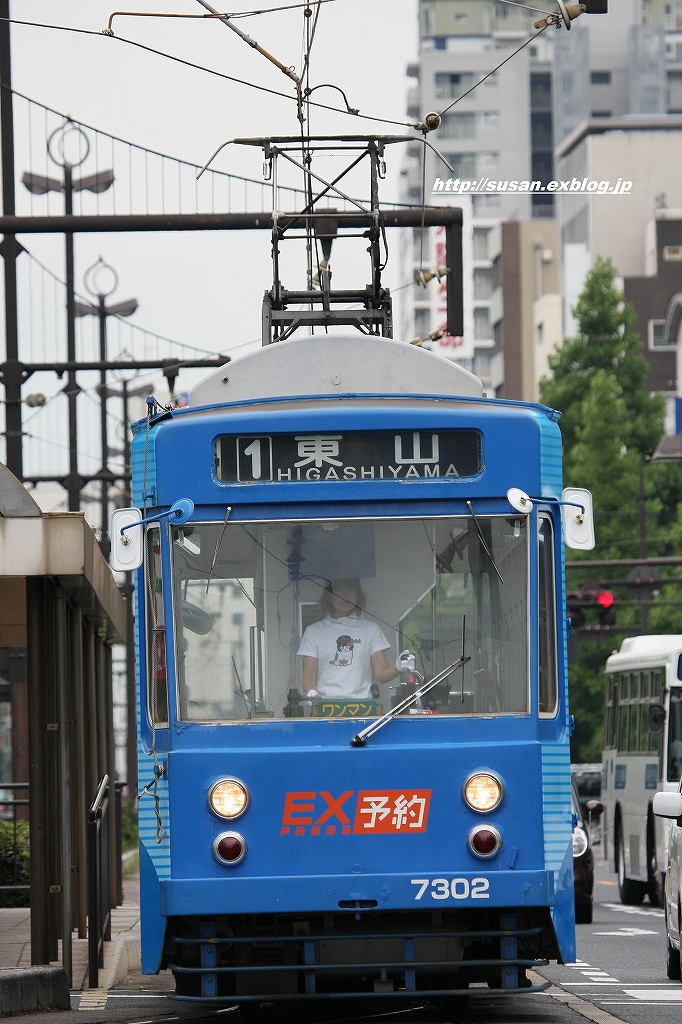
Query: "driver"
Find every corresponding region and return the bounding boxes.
[297,579,405,700]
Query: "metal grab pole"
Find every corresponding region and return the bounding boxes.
[55,588,72,986]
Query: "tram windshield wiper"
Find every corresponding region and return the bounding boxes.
[350,646,471,748]
[466,500,504,584]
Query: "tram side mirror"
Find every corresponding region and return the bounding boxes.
[110,498,195,572]
[111,508,143,572]
[653,791,682,819]
[649,703,666,734]
[562,488,595,550]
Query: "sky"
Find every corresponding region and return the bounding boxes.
[6,1,420,513]
[10,1,420,356]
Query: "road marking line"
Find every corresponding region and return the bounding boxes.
[624,990,682,1000]
[592,928,658,935]
[78,990,107,1012]
[602,902,664,918]
[601,1001,682,1006]
[527,970,635,1024]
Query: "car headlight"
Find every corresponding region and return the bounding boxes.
[208,778,249,819]
[463,772,503,812]
[572,826,588,858]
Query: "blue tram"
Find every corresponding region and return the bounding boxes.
[115,331,591,1006]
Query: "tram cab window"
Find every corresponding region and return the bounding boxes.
[170,516,530,722]
[538,515,557,715]
[145,527,169,726]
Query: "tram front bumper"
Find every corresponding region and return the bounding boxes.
[159,869,554,915]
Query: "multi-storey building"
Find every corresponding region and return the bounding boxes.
[400,1,558,395]
[401,0,682,399]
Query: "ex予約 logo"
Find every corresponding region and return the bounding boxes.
[280,789,431,837]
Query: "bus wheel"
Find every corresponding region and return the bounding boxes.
[617,826,646,905]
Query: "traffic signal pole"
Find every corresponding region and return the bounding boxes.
[0,0,24,479]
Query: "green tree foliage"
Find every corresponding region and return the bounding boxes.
[539,257,681,762]
[0,820,29,908]
[120,796,138,852]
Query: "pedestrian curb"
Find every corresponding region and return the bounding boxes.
[98,932,141,992]
[0,965,70,1015]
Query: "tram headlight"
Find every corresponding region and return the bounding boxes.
[208,778,249,820]
[463,772,503,813]
[572,826,588,858]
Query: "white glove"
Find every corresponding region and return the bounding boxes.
[306,689,319,698]
[395,650,416,674]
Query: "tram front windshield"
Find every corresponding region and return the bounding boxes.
[169,516,529,722]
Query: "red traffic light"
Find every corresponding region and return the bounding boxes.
[596,591,614,609]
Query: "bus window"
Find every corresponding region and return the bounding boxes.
[146,527,169,727]
[652,670,662,699]
[668,692,682,781]
[641,672,649,699]
[629,704,639,752]
[678,655,682,681]
[639,704,649,751]
[630,673,639,700]
[538,516,557,715]
[621,674,629,700]
[605,705,613,748]
[619,706,629,752]
[606,674,613,703]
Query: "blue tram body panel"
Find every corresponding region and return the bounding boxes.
[131,336,576,998]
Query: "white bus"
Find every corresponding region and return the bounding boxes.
[602,635,682,905]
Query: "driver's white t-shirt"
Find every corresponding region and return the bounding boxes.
[297,613,390,699]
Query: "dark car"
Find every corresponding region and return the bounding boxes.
[572,778,603,924]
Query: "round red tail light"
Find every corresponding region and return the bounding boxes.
[468,825,502,859]
[213,831,247,866]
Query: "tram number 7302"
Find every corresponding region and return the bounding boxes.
[411,878,490,900]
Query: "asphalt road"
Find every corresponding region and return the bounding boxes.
[37,849,678,1024]
[539,848,680,1024]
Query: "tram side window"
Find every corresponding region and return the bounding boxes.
[668,692,682,781]
[146,528,169,726]
[538,516,557,715]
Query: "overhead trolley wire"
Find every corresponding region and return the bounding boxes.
[0,16,415,131]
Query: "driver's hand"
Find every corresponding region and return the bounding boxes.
[395,650,416,673]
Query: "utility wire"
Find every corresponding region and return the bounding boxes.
[1,17,415,130]
[23,249,226,358]
[228,0,341,17]
[438,25,548,117]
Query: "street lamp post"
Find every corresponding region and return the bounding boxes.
[23,123,114,511]
[77,258,137,557]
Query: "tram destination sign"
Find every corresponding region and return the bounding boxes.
[216,430,481,483]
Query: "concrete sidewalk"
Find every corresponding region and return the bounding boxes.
[0,871,142,993]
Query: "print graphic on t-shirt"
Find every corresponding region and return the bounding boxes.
[330,635,361,667]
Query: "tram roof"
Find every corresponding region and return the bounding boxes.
[190,334,484,408]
